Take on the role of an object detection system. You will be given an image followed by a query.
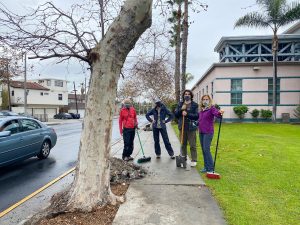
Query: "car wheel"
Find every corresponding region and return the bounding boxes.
[37,140,51,159]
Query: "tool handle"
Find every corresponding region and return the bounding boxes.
[136,128,145,157]
[180,115,185,144]
[213,116,222,172]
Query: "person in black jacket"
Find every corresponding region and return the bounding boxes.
[174,90,199,167]
[146,99,175,159]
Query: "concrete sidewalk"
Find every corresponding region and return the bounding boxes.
[113,124,226,225]
[0,124,226,225]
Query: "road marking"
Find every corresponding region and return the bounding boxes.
[0,167,75,218]
[0,136,127,218]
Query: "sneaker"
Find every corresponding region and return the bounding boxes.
[123,157,129,161]
[170,155,175,159]
[156,155,161,159]
[127,156,134,161]
[190,161,197,167]
[200,168,207,173]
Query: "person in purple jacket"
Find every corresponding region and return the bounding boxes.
[198,95,224,173]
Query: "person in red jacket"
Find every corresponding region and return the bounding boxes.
[119,98,138,161]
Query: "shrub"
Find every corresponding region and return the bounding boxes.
[1,90,9,110]
[214,104,220,110]
[233,105,249,119]
[170,102,178,123]
[294,105,300,119]
[260,109,272,120]
[250,109,260,121]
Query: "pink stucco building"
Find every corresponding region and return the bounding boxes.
[192,22,300,122]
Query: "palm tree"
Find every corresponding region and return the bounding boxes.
[185,72,194,84]
[168,0,184,102]
[234,0,300,122]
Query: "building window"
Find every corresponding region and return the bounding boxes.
[202,88,204,96]
[211,82,214,99]
[46,80,51,86]
[58,94,63,100]
[55,80,63,87]
[40,92,43,96]
[44,92,49,95]
[268,78,280,104]
[231,79,242,104]
[12,90,14,96]
[206,85,208,94]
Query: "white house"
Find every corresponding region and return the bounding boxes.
[1,78,68,120]
[192,22,300,122]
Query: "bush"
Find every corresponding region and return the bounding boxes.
[214,104,220,110]
[260,109,272,120]
[170,102,178,123]
[294,105,300,119]
[233,105,249,119]
[1,90,9,110]
[250,109,259,121]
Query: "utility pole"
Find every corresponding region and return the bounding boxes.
[6,61,11,111]
[24,52,27,113]
[73,81,78,115]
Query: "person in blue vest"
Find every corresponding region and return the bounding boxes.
[146,99,175,159]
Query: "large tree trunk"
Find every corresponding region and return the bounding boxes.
[175,3,182,102]
[66,0,152,212]
[181,0,188,93]
[272,32,278,122]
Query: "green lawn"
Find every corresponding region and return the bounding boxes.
[172,123,300,225]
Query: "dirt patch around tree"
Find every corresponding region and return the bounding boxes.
[38,183,129,225]
[33,158,147,225]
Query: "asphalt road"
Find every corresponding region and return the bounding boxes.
[0,116,148,213]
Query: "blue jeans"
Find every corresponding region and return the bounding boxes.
[153,128,174,156]
[200,133,214,171]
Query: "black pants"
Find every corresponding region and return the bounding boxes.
[122,128,135,159]
[153,128,174,156]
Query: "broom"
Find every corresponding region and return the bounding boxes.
[206,116,223,179]
[136,128,151,163]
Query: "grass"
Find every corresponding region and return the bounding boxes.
[172,123,300,225]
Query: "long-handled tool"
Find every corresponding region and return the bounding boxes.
[136,128,151,163]
[206,116,223,179]
[176,115,187,168]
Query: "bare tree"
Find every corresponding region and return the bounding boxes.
[127,58,175,104]
[0,46,25,110]
[0,0,153,214]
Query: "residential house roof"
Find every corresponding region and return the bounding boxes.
[10,81,50,91]
[283,21,300,34]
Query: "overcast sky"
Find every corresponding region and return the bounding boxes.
[1,0,297,91]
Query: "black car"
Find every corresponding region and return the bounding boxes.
[69,113,80,119]
[53,113,72,119]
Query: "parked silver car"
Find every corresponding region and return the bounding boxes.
[0,116,57,167]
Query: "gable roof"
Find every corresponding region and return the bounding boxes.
[283,21,300,34]
[10,81,50,91]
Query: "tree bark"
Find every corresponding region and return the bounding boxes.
[181,0,188,93]
[175,3,182,102]
[66,0,152,212]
